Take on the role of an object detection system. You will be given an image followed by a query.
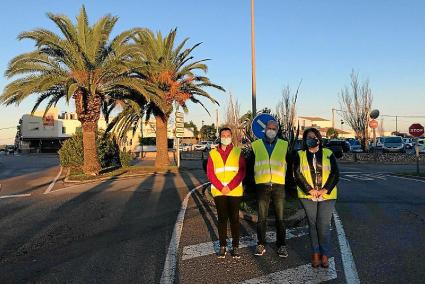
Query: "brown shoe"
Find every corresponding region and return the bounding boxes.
[321,255,329,268]
[312,253,321,268]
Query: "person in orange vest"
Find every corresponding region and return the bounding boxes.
[293,127,340,268]
[207,127,246,259]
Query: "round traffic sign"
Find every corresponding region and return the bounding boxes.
[369,109,380,119]
[409,123,424,137]
[251,113,277,139]
[369,119,378,129]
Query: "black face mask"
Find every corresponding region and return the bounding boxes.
[306,138,319,148]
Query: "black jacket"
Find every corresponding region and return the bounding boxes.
[293,148,339,194]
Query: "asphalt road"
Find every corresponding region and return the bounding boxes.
[1,154,425,283]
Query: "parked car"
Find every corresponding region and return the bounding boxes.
[347,139,363,153]
[416,139,425,154]
[382,136,405,153]
[403,138,414,149]
[326,139,350,153]
[325,141,344,159]
[211,139,220,149]
[179,143,193,152]
[194,141,212,151]
[369,137,384,151]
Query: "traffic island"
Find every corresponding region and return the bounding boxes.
[200,185,306,228]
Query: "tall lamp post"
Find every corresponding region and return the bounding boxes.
[251,0,257,116]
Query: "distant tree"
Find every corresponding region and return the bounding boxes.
[276,82,301,152]
[184,121,199,136]
[326,127,339,139]
[339,70,373,151]
[200,124,217,140]
[224,93,243,145]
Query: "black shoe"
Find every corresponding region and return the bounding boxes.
[277,245,288,258]
[254,244,266,256]
[231,247,241,259]
[217,246,226,258]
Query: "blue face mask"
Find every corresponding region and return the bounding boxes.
[306,138,319,148]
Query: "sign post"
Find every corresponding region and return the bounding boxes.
[251,113,277,139]
[175,112,185,168]
[409,123,424,175]
[369,119,379,151]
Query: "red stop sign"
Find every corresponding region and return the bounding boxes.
[409,123,424,137]
[369,119,378,129]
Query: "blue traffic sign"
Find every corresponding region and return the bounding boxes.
[251,113,277,139]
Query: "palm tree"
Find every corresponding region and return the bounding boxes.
[109,29,225,168]
[0,6,146,175]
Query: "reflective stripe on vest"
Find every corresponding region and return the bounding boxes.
[209,147,243,197]
[252,139,288,185]
[297,148,337,199]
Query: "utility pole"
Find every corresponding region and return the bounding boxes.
[332,108,335,129]
[251,0,257,116]
[395,115,398,133]
[216,109,219,138]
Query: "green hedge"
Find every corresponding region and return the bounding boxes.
[59,130,130,169]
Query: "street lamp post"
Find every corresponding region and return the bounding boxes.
[251,0,257,116]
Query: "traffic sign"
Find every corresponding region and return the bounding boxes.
[369,119,378,129]
[251,113,277,139]
[409,123,424,137]
[175,111,184,118]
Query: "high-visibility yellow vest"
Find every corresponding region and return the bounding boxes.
[252,139,288,185]
[297,148,337,199]
[209,146,244,197]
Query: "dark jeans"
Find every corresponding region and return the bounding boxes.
[300,199,336,256]
[256,183,286,247]
[214,196,242,248]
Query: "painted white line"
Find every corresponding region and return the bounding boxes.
[345,174,374,181]
[182,226,308,261]
[333,210,360,284]
[388,175,425,183]
[44,167,63,194]
[0,193,31,199]
[160,182,210,284]
[365,174,386,180]
[339,177,351,181]
[240,257,337,284]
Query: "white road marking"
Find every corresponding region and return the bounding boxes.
[345,174,374,181]
[240,257,337,284]
[0,193,31,199]
[365,174,386,180]
[182,226,308,261]
[44,167,63,194]
[160,182,210,284]
[333,210,360,284]
[339,177,352,181]
[388,175,425,183]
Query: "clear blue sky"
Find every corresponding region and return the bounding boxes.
[1,0,425,143]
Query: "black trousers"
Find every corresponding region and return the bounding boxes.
[256,183,286,247]
[214,195,242,247]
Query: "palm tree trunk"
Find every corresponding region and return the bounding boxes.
[155,115,170,168]
[82,121,101,175]
[74,89,102,175]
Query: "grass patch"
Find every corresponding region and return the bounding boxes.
[67,165,179,182]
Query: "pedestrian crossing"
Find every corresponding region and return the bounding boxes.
[340,171,389,182]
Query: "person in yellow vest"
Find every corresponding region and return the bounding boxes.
[293,127,339,268]
[251,120,289,258]
[207,127,246,259]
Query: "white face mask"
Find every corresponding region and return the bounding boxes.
[265,129,277,140]
[221,137,232,146]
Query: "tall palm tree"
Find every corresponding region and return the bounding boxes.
[0,6,146,175]
[140,29,225,167]
[109,29,225,168]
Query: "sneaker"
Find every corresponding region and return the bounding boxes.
[231,247,241,259]
[217,246,226,258]
[277,245,288,258]
[254,244,266,256]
